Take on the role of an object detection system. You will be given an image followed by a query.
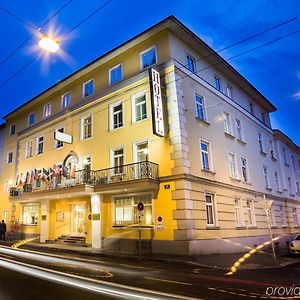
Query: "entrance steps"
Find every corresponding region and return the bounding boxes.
[55,235,86,245]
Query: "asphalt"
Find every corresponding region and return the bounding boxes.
[1,238,300,271]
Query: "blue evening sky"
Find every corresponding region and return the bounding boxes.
[0,0,299,144]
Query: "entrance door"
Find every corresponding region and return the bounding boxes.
[70,203,86,236]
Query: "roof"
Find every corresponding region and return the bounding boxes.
[3,15,276,120]
[273,129,300,153]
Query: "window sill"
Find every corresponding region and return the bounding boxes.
[82,94,94,100]
[21,224,37,227]
[201,168,216,175]
[290,194,295,197]
[242,181,252,185]
[271,156,277,161]
[265,187,272,191]
[282,225,288,228]
[109,126,124,132]
[247,226,257,229]
[132,117,149,125]
[206,226,220,230]
[237,138,246,145]
[36,153,44,156]
[260,150,267,156]
[224,132,235,139]
[230,177,241,182]
[54,146,64,150]
[276,190,283,194]
[236,226,246,230]
[271,226,277,229]
[285,163,290,167]
[80,136,93,142]
[196,117,210,126]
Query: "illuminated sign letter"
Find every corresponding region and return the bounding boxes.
[149,68,165,137]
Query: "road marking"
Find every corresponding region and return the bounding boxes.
[144,277,192,286]
[0,256,202,300]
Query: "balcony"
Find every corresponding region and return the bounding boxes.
[9,161,159,199]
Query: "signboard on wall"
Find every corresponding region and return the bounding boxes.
[54,131,73,144]
[149,68,165,137]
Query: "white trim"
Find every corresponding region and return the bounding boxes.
[28,112,36,126]
[61,92,71,110]
[199,138,214,172]
[194,92,207,121]
[80,113,93,140]
[109,63,123,85]
[245,199,256,227]
[228,151,239,179]
[205,192,218,227]
[139,45,157,71]
[36,135,44,155]
[82,78,94,98]
[25,140,33,159]
[185,51,196,73]
[131,91,148,124]
[132,139,150,163]
[240,157,250,183]
[79,154,92,170]
[43,102,52,119]
[110,145,125,171]
[234,197,244,227]
[109,99,124,130]
[54,126,65,149]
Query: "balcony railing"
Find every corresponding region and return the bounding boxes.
[9,161,159,197]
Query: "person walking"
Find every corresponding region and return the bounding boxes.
[0,220,6,241]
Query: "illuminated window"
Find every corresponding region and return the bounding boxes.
[109,64,122,85]
[234,198,243,227]
[246,200,255,227]
[36,136,44,155]
[195,94,206,120]
[109,100,123,129]
[186,54,196,73]
[205,194,216,226]
[132,93,147,122]
[114,194,152,226]
[2,210,7,223]
[22,204,38,225]
[7,152,13,164]
[9,124,16,136]
[43,102,52,119]
[55,127,64,148]
[140,46,157,70]
[25,141,33,158]
[80,114,92,140]
[61,92,71,109]
[83,79,94,98]
[28,112,35,126]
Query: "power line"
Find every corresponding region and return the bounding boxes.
[0,0,73,67]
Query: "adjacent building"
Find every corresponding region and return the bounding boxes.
[0,16,299,255]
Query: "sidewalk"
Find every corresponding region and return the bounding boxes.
[2,240,299,271]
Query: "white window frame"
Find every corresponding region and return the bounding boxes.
[7,151,13,164]
[131,91,148,123]
[54,127,64,149]
[228,152,238,179]
[223,111,232,135]
[109,64,123,85]
[61,92,71,109]
[140,45,157,70]
[186,53,196,73]
[28,112,35,126]
[205,193,217,227]
[36,136,44,155]
[246,199,256,227]
[25,140,33,159]
[195,93,207,121]
[9,124,16,136]
[133,140,149,163]
[234,197,244,227]
[80,114,93,140]
[235,118,244,141]
[241,157,250,183]
[263,166,270,189]
[43,102,52,119]
[200,140,212,171]
[109,100,124,130]
[214,74,221,91]
[82,79,94,98]
[110,146,125,175]
[279,205,287,227]
[226,84,233,98]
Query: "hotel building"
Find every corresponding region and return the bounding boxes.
[0,16,299,255]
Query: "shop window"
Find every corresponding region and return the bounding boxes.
[22,204,38,225]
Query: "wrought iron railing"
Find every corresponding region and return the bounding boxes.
[9,161,159,197]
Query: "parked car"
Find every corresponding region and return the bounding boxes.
[290,235,300,254]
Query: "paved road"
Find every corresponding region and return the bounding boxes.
[0,245,299,299]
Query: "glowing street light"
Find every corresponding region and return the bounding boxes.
[39,36,60,53]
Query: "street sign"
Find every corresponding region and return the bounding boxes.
[157,215,163,231]
[137,202,144,211]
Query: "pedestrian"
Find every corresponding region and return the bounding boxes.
[0,220,6,241]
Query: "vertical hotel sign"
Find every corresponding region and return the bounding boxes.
[149,68,165,137]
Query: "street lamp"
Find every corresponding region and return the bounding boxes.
[39,36,60,53]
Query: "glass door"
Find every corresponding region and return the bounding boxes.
[70,203,86,236]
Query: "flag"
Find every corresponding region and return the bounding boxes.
[15,174,20,186]
[71,165,76,178]
[53,164,60,177]
[19,173,26,186]
[31,170,35,184]
[25,171,31,184]
[62,165,68,178]
[48,167,53,180]
[34,168,39,180]
[42,168,49,181]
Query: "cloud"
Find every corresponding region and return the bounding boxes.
[292,91,300,100]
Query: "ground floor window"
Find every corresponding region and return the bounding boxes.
[22,204,38,225]
[114,194,152,226]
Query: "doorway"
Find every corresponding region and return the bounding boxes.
[70,203,86,236]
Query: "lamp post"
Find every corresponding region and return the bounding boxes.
[262,194,277,261]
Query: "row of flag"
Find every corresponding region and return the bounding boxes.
[15,164,76,187]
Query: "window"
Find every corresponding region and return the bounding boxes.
[114,194,152,226]
[7,152,13,164]
[200,141,211,171]
[9,124,16,136]
[205,194,216,226]
[269,204,277,227]
[235,119,243,141]
[135,141,149,162]
[223,112,232,134]
[228,152,238,179]
[241,158,249,182]
[140,46,157,70]
[269,140,276,159]
[22,204,38,225]
[226,84,233,98]
[291,155,296,170]
[282,148,288,165]
[258,133,264,152]
[234,198,243,227]
[36,136,44,155]
[3,180,11,193]
[296,182,300,195]
[292,208,298,226]
[83,79,94,98]
[112,148,124,174]
[279,205,287,227]
[186,54,196,73]
[28,112,35,126]
[109,64,122,85]
[80,114,92,140]
[132,93,147,122]
[249,102,254,114]
[246,200,255,227]
[261,112,266,124]
[274,172,281,192]
[61,92,71,109]
[25,141,33,158]
[263,166,270,188]
[214,75,221,91]
[287,177,293,194]
[110,101,123,129]
[55,128,64,148]
[195,94,206,120]
[2,210,7,223]
[43,102,52,119]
